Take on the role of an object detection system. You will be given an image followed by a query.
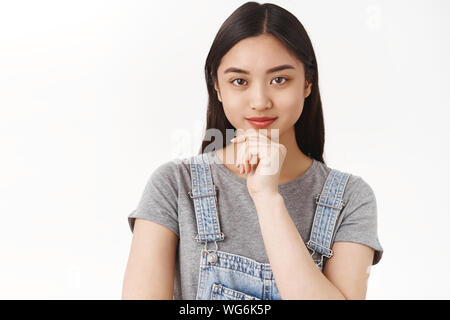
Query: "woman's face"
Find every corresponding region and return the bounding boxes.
[214,34,312,140]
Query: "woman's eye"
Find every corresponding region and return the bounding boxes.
[231,78,247,86]
[271,77,288,85]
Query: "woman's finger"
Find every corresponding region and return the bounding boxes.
[231,134,247,144]
[236,139,247,173]
[247,137,259,165]
[249,154,258,173]
[243,139,250,174]
[245,154,251,174]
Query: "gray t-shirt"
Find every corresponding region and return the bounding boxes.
[127,150,383,300]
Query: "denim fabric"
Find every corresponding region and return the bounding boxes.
[189,153,351,300]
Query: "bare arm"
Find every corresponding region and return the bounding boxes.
[322,241,374,300]
[122,218,178,299]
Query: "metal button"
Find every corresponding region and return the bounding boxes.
[207,252,218,265]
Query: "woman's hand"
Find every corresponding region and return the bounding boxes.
[231,129,287,199]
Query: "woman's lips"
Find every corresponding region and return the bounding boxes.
[246,118,277,128]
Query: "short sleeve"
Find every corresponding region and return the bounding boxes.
[128,160,180,238]
[333,176,383,265]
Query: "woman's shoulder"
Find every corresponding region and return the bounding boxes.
[315,160,376,203]
[148,154,204,192]
[151,152,203,175]
[150,158,180,181]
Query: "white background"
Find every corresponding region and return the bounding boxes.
[0,0,449,299]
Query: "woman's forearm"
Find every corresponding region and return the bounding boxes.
[251,192,346,300]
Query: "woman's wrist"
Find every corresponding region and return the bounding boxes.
[250,191,283,206]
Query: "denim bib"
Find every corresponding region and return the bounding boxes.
[188,153,350,300]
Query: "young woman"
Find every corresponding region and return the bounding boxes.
[122,2,383,300]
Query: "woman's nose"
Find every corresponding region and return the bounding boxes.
[249,84,272,110]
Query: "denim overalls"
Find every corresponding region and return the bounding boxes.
[188,153,351,300]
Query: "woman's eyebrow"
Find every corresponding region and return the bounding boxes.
[223,64,295,75]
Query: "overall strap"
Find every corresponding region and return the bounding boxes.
[188,153,225,243]
[306,169,351,268]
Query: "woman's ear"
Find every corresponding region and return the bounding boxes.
[214,80,222,102]
[304,81,312,99]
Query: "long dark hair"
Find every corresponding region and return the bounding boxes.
[199,1,325,163]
